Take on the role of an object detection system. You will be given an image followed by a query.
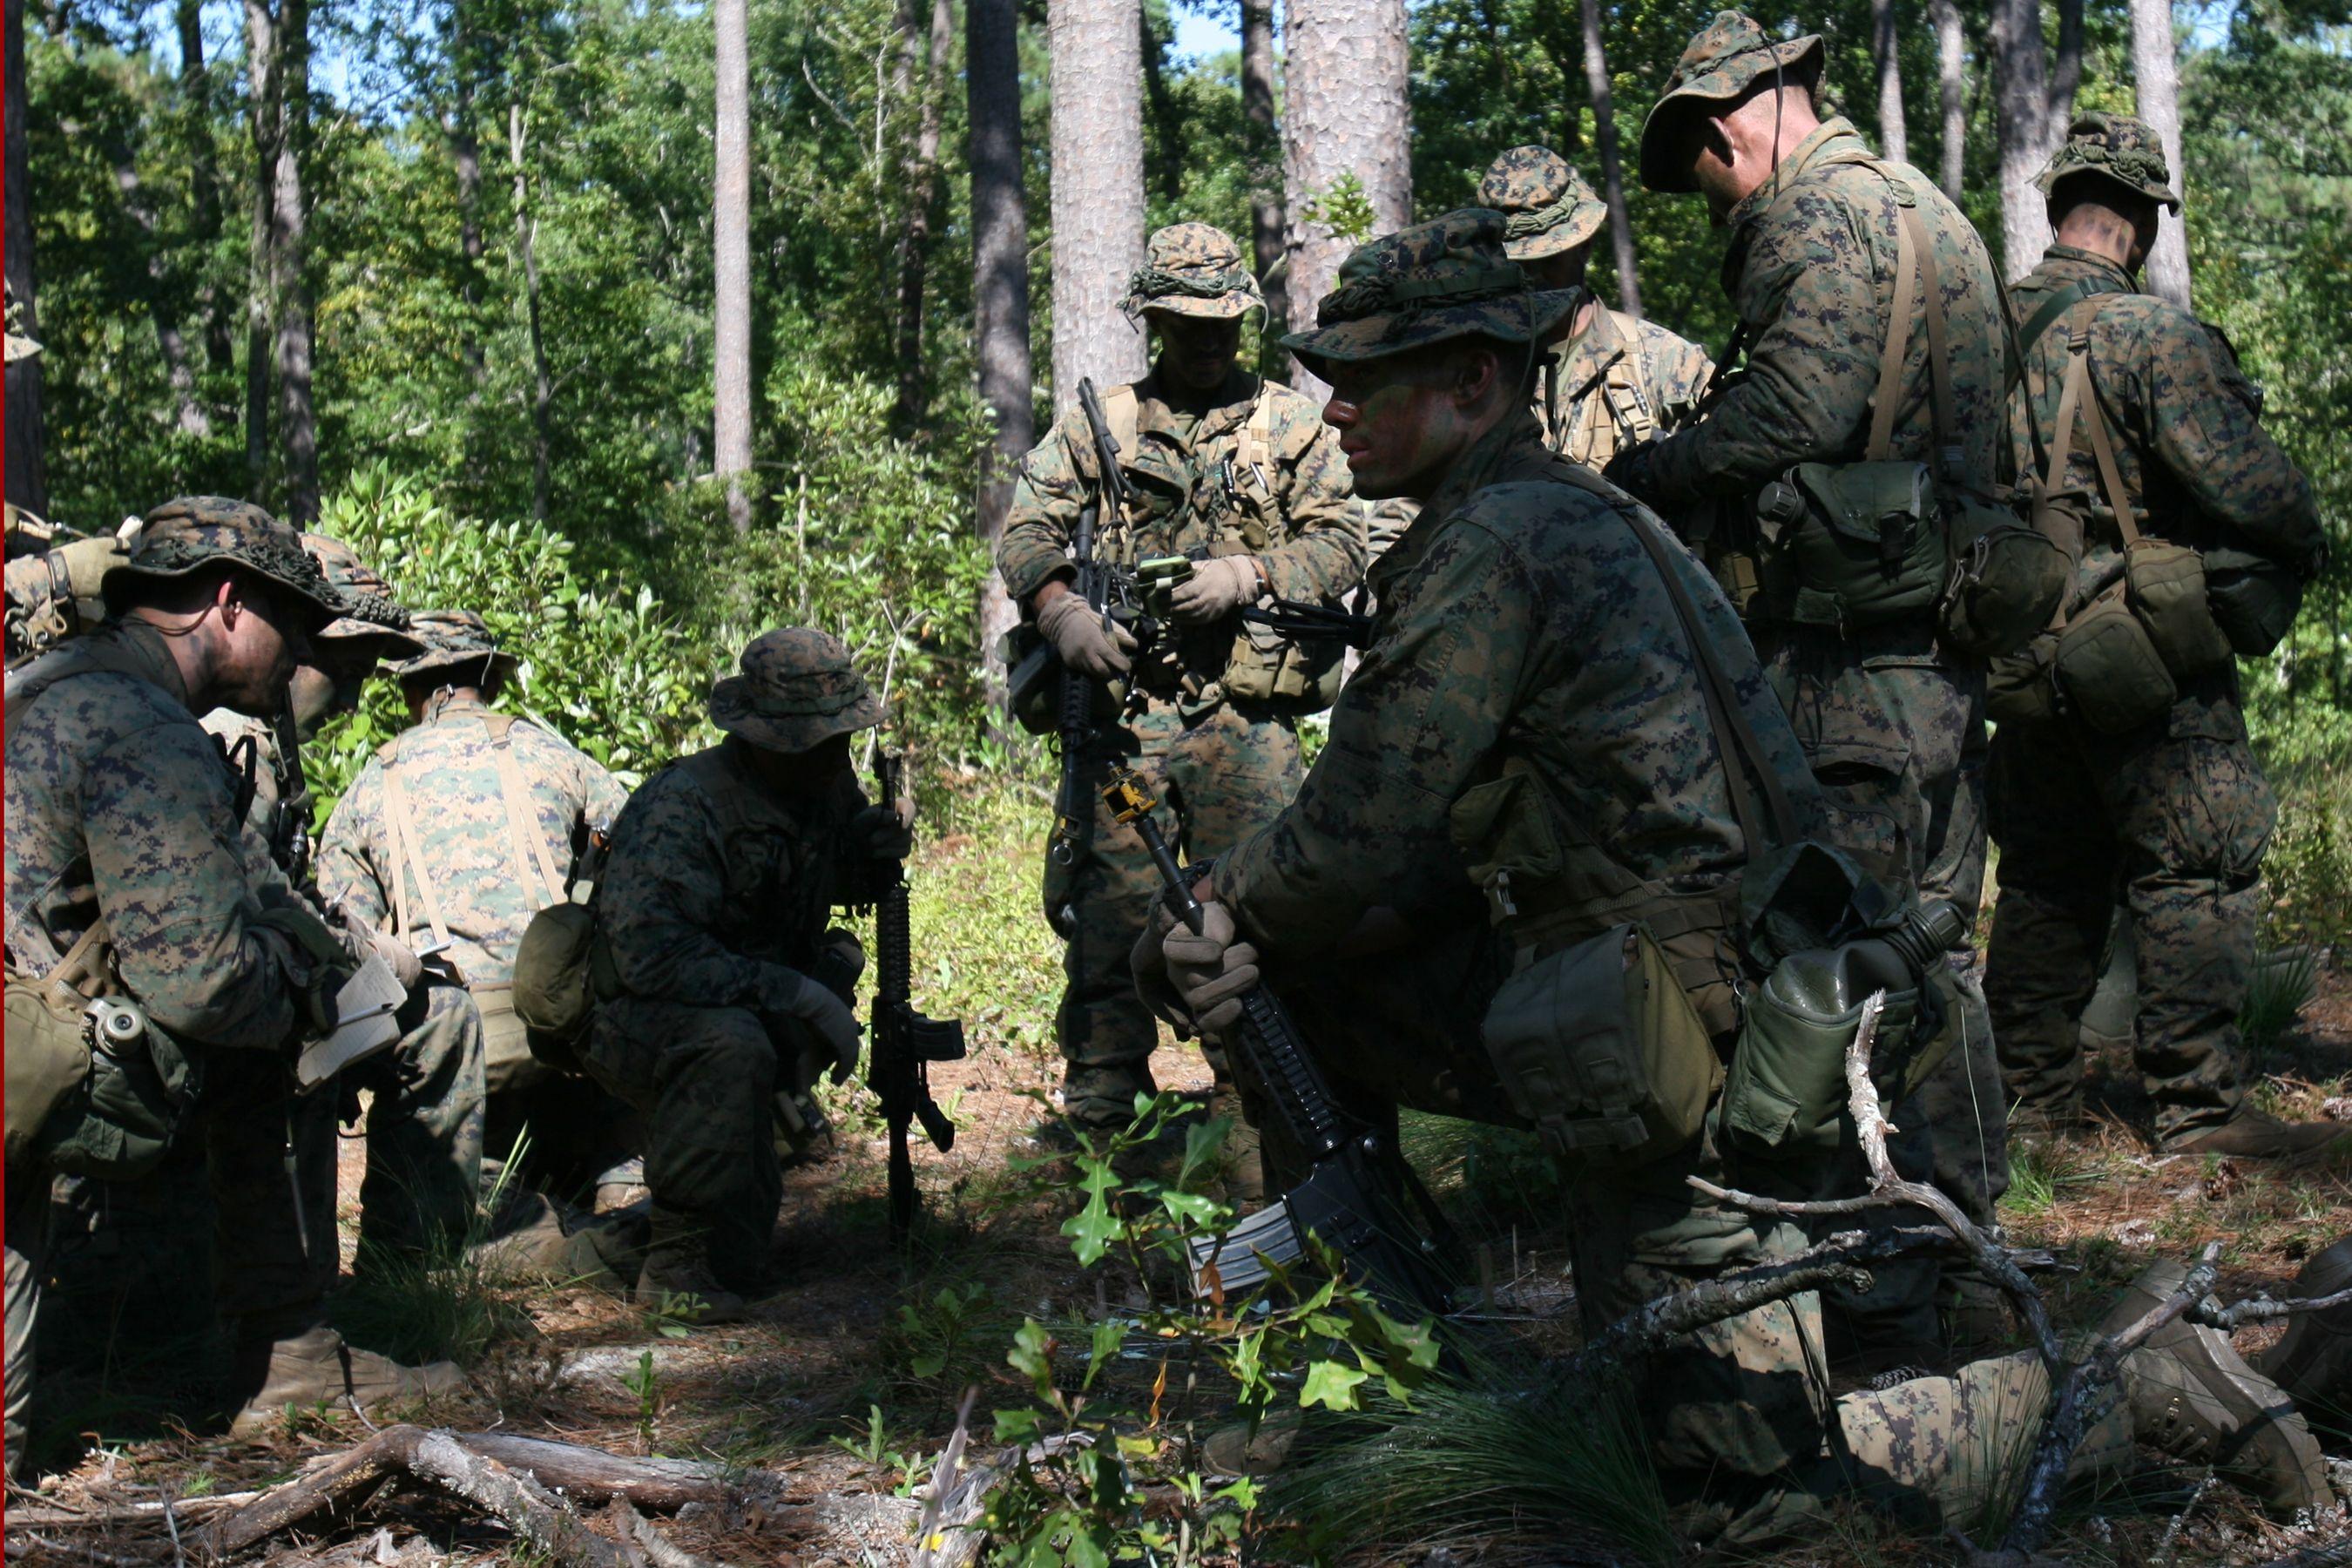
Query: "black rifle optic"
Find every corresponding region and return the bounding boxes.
[866,753,967,1244]
[1103,768,1457,1318]
[1049,378,1141,868]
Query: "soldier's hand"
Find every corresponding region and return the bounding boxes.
[781,971,863,1084]
[1163,900,1260,1036]
[811,927,865,1003]
[1037,586,1137,679]
[1128,898,1193,1034]
[1166,555,1263,625]
[340,908,423,991]
[54,532,130,598]
[852,801,914,862]
[1601,441,1659,504]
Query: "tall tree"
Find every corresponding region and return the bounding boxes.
[510,105,553,520]
[1282,0,1410,398]
[969,0,1034,693]
[246,0,318,520]
[1990,0,2053,275]
[1239,0,1288,341]
[1047,0,1148,408]
[179,0,233,371]
[1578,0,1639,315]
[892,0,955,429]
[2130,0,2192,307]
[1871,0,1907,164]
[4,0,44,517]
[713,0,753,531]
[1930,0,1965,197]
[449,2,487,392]
[108,132,208,436]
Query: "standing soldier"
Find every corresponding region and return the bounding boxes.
[584,630,907,1322]
[1986,114,2336,1156]
[1476,145,1713,469]
[318,610,635,1261]
[1614,12,2008,1371]
[5,500,456,1475]
[997,221,1365,1159]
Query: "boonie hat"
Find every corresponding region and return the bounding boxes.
[389,607,517,685]
[100,497,348,627]
[2034,112,2181,211]
[1121,223,1266,321]
[1280,209,1582,376]
[1639,11,1824,194]
[1477,146,1607,261]
[708,627,885,754]
[302,533,422,652]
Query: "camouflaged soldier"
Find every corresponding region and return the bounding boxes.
[997,221,1367,1143]
[585,630,908,1322]
[1985,114,2337,1158]
[1616,10,2013,1370]
[1132,213,2331,1538]
[1477,145,1713,469]
[321,610,634,1218]
[4,499,457,1474]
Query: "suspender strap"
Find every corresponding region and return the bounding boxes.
[2050,321,2141,544]
[1865,202,1923,462]
[483,714,568,907]
[381,749,453,952]
[2013,280,2102,382]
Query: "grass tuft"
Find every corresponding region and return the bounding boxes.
[331,1137,539,1367]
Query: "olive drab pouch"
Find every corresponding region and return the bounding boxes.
[6,922,202,1181]
[5,970,91,1167]
[2202,545,2306,658]
[512,902,605,1069]
[1756,460,1949,631]
[997,623,1130,736]
[1940,495,2071,659]
[1985,632,2063,726]
[2124,541,2233,677]
[2054,584,2176,735]
[1479,923,1719,1167]
[1215,389,1348,713]
[471,985,547,1096]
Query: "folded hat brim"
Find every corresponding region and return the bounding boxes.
[707,680,885,753]
[1501,204,1607,261]
[1638,33,1824,194]
[320,617,428,655]
[1281,286,1584,375]
[2036,163,2182,213]
[1132,293,1263,321]
[102,554,348,629]
[390,645,519,681]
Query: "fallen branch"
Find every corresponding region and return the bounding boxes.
[4,1494,266,1529]
[602,1497,721,1568]
[2186,1281,2352,1330]
[456,1435,730,1510]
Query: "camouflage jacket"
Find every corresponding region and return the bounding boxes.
[2007,245,2322,580]
[318,693,628,987]
[1219,415,1819,952]
[595,739,872,1015]
[1646,119,2003,510]
[199,708,312,884]
[3,620,314,1049]
[1542,304,1714,470]
[998,364,1366,642]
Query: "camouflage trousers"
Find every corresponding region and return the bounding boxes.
[583,997,789,1289]
[1984,678,2271,1139]
[1758,621,2006,1364]
[355,980,485,1264]
[1044,697,1301,1127]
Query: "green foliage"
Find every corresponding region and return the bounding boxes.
[329,1136,537,1368]
[1297,172,1380,248]
[2239,942,2321,1070]
[832,1403,934,1497]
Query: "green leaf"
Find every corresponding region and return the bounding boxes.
[1058,1161,1122,1267]
[1082,1317,1124,1391]
[1299,1357,1370,1412]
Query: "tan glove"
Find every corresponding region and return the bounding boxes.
[1128,897,1192,1032]
[56,533,132,598]
[777,970,863,1084]
[1037,588,1137,679]
[340,909,424,991]
[1166,555,1264,625]
[1163,900,1260,1036]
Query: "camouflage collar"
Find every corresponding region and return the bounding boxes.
[1132,366,1262,443]
[91,618,193,712]
[1549,296,1627,393]
[1726,118,1864,232]
[2040,243,2136,292]
[422,690,494,724]
[1419,410,1551,521]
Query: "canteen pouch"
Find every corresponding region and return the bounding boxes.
[2124,541,2233,677]
[997,623,1130,737]
[1478,923,1719,1168]
[1986,632,2062,726]
[5,975,92,1167]
[1939,496,2071,659]
[513,900,611,1069]
[2053,585,2176,735]
[2201,546,2305,658]
[1220,609,1345,712]
[6,923,199,1179]
[471,984,550,1096]
[1758,462,1948,630]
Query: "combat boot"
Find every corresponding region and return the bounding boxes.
[633,1211,749,1326]
[2256,1234,2352,1430]
[2106,1259,2331,1517]
[2161,1108,2349,1159]
[228,1324,463,1438]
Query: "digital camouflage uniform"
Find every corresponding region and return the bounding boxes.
[997,223,1368,1126]
[1986,117,2327,1143]
[1625,15,2010,1361]
[1476,145,1714,470]
[585,631,889,1294]
[1206,212,2153,1536]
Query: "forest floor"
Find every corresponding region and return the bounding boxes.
[11,785,2352,1567]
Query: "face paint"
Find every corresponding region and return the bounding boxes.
[1322,362,1472,502]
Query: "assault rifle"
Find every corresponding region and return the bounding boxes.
[866,754,967,1243]
[1104,768,1457,1318]
[1048,379,1140,868]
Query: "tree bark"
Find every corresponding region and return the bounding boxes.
[108,137,210,437]
[969,0,1033,708]
[510,105,553,521]
[891,0,954,431]
[1282,0,1411,400]
[1871,0,1907,165]
[1990,0,2053,279]
[270,0,318,523]
[1931,0,1965,198]
[1578,0,1639,317]
[1046,0,1148,410]
[451,6,486,392]
[1238,0,1287,343]
[4,0,46,517]
[713,0,754,531]
[2130,0,2192,308]
[178,0,233,372]
[243,0,281,497]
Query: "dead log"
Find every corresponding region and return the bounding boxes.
[455,1435,728,1510]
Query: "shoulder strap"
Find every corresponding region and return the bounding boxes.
[4,636,161,714]
[2048,314,2140,544]
[380,739,452,951]
[2011,279,2105,387]
[1861,173,1962,482]
[1105,383,1140,463]
[482,713,569,907]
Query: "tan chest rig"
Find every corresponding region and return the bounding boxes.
[1545,312,1665,471]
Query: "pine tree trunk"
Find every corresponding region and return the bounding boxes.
[713,0,754,531]
[1282,0,1410,400]
[243,0,279,494]
[270,0,317,523]
[4,0,46,517]
[1871,0,1907,164]
[891,0,953,431]
[1047,0,1148,410]
[179,0,233,372]
[1578,0,1639,316]
[451,6,486,393]
[1139,6,1181,206]
[968,0,1033,705]
[109,137,210,437]
[510,105,553,522]
[1990,0,2052,279]
[1238,0,1287,343]
[2130,0,2192,308]
[1931,0,1965,198]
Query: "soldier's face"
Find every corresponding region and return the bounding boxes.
[747,731,854,799]
[1320,348,1490,502]
[1520,247,1589,294]
[289,638,384,736]
[217,582,312,716]
[1151,313,1243,395]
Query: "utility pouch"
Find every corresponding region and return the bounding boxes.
[513,901,604,1069]
[5,972,92,1167]
[1985,633,2062,726]
[1478,923,1719,1168]
[1938,494,2071,659]
[7,950,200,1181]
[2125,541,2233,677]
[997,624,1130,736]
[2201,545,2305,658]
[1220,609,1345,712]
[2053,584,2176,735]
[471,984,549,1096]
[1758,461,1948,630]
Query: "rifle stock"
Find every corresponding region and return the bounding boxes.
[867,754,967,1243]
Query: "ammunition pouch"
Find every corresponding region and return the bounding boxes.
[2123,540,2234,678]
[1219,603,1345,711]
[1938,495,2071,659]
[2053,583,2176,735]
[470,983,548,1097]
[1985,632,2063,727]
[1756,461,1948,632]
[4,923,201,1180]
[512,900,613,1072]
[2202,545,2305,659]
